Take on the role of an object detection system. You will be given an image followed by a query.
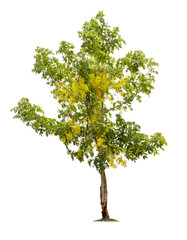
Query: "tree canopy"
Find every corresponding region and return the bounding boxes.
[11,11,167,173]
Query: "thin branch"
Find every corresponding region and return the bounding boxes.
[104,88,143,114]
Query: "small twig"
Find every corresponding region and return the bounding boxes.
[104,88,143,114]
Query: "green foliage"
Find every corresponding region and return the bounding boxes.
[11,11,167,173]
[78,11,126,62]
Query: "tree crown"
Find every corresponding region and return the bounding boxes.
[11,11,167,173]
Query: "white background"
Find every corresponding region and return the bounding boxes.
[1,0,187,239]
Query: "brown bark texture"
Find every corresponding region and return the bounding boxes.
[100,171,109,219]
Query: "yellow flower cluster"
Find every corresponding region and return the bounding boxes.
[68,100,74,107]
[68,119,81,135]
[53,74,126,106]
[96,138,104,147]
[116,156,127,167]
[109,156,117,168]
[72,76,89,98]
[94,131,108,148]
[105,125,111,132]
[109,155,127,168]
[53,76,90,104]
[85,146,90,153]
[77,149,82,158]
[53,83,68,102]
[61,119,81,144]
[89,72,109,98]
[61,136,66,143]
[74,124,81,135]
[61,131,73,143]
[112,77,125,93]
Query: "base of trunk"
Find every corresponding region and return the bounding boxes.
[93,218,119,222]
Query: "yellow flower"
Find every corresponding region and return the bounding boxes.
[72,76,89,98]
[67,132,73,141]
[74,125,80,135]
[89,72,109,98]
[68,119,73,125]
[77,149,82,158]
[109,157,117,168]
[69,101,74,106]
[96,138,104,147]
[116,156,127,168]
[61,137,66,143]
[86,146,90,153]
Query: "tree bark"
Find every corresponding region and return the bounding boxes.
[100,171,110,219]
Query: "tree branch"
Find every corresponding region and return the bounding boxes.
[104,88,143,114]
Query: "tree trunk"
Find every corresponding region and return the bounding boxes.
[100,171,110,219]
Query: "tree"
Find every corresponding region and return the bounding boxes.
[11,11,167,221]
